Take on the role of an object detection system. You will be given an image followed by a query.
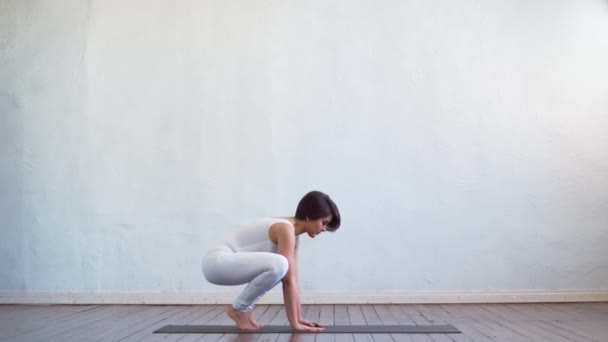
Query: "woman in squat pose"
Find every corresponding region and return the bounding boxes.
[202,191,341,331]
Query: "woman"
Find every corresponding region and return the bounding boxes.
[202,191,341,331]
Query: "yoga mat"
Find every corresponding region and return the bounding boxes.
[153,325,461,334]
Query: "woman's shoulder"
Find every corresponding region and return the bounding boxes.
[268,217,294,226]
[248,216,294,228]
[266,218,294,245]
[235,217,293,234]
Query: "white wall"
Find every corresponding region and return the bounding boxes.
[1,0,608,302]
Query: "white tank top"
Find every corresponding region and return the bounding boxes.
[218,217,294,253]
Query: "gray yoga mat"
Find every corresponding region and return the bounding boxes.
[153,325,461,334]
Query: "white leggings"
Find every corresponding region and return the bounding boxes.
[202,247,289,311]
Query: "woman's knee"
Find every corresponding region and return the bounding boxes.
[273,254,289,279]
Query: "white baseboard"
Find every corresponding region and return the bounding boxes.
[1,291,607,305]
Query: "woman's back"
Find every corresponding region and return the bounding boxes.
[219,217,293,253]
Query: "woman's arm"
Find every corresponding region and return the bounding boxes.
[272,224,324,332]
[294,237,302,321]
[292,239,326,329]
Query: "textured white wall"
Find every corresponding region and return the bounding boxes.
[1,0,608,298]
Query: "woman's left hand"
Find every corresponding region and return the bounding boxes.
[299,319,326,328]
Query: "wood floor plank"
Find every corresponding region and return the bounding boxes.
[348,306,374,342]
[116,306,194,342]
[439,305,494,342]
[541,303,590,320]
[372,305,397,326]
[192,332,226,342]
[530,304,580,321]
[255,305,287,342]
[299,305,319,342]
[481,319,533,342]
[386,305,416,342]
[319,305,335,326]
[0,303,606,342]
[347,306,366,325]
[480,305,546,341]
[413,305,447,323]
[252,306,271,325]
[317,305,336,342]
[427,334,454,342]
[504,304,548,321]
[46,305,149,342]
[539,319,598,342]
[7,304,132,342]
[90,305,186,342]
[386,305,415,325]
[360,306,382,325]
[136,305,215,342]
[275,305,309,342]
[95,305,209,341]
[334,305,350,325]
[530,303,575,321]
[360,305,392,342]
[0,305,95,326]
[175,306,228,342]
[480,304,558,341]
[587,302,608,313]
[427,305,470,342]
[413,304,467,342]
[0,305,65,323]
[333,305,354,342]
[508,304,594,342]
[571,303,608,319]
[258,305,283,326]
[559,318,606,342]
[480,304,586,342]
[305,305,321,323]
[532,320,597,342]
[0,305,65,321]
[408,305,457,342]
[2,305,102,338]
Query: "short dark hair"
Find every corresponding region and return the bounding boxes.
[295,191,341,231]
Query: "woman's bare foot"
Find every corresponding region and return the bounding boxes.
[245,310,264,328]
[227,306,260,330]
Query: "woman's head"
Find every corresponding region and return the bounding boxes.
[295,191,341,232]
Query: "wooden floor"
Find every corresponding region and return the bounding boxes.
[1,303,606,342]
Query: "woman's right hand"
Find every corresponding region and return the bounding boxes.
[291,324,325,332]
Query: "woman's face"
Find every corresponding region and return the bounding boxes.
[307,215,333,238]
